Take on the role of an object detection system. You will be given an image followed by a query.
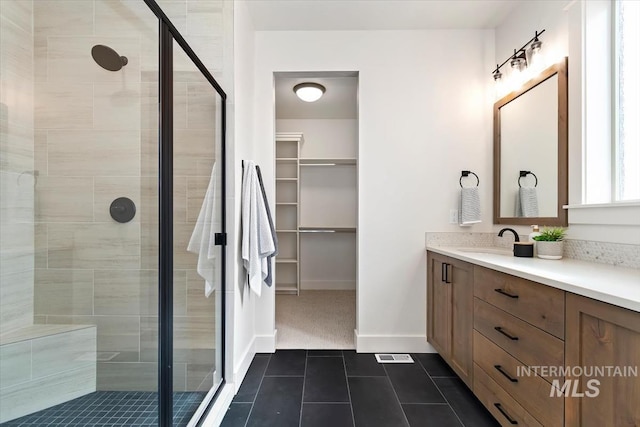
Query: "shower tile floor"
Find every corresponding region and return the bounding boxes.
[0,391,206,426]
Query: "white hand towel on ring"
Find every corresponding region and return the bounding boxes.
[460,186,482,225]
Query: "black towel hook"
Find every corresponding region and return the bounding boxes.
[460,170,479,188]
[518,170,538,188]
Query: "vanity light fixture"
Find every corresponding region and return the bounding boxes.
[293,82,326,102]
[492,66,503,82]
[493,66,504,98]
[492,29,545,97]
[529,31,545,72]
[510,49,527,71]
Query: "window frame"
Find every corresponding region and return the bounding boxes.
[612,0,639,202]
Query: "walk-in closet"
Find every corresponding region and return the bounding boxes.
[274,73,358,349]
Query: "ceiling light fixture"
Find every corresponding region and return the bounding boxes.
[293,82,326,102]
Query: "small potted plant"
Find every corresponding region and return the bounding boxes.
[532,227,566,259]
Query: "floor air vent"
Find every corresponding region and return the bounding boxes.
[375,353,414,363]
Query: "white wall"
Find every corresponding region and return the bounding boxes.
[228,0,259,390]
[494,0,640,244]
[254,30,495,352]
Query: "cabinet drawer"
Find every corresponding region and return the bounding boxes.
[474,331,564,427]
[474,363,543,427]
[474,266,565,339]
[474,298,564,381]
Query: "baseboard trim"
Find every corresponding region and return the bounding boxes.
[197,383,234,427]
[354,331,436,353]
[232,338,256,393]
[254,330,277,353]
[300,280,356,291]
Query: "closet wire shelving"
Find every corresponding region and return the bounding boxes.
[274,133,358,295]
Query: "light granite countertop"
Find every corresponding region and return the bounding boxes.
[426,245,640,313]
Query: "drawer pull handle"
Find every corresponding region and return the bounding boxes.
[441,263,447,283]
[494,326,519,341]
[494,365,519,382]
[494,403,518,425]
[494,288,519,299]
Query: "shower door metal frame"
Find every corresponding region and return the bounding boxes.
[143,1,228,426]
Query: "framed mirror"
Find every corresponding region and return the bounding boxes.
[493,58,568,226]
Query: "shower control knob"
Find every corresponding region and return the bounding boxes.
[110,197,136,223]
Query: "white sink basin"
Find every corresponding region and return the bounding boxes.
[456,247,513,256]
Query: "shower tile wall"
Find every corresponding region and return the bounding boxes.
[0,0,35,335]
[32,0,223,392]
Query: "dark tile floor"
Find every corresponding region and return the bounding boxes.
[221,351,499,427]
[0,391,205,426]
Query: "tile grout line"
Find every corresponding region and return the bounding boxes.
[341,350,357,427]
[344,374,390,378]
[398,402,450,405]
[263,374,305,377]
[242,353,271,427]
[298,351,309,427]
[381,363,412,427]
[414,356,466,427]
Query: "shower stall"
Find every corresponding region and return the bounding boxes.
[0,0,227,425]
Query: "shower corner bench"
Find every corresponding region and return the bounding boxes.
[0,324,97,423]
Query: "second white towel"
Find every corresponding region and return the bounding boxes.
[517,187,539,217]
[241,161,276,297]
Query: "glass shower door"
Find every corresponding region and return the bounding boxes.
[1,0,227,425]
[1,0,164,425]
[170,37,225,424]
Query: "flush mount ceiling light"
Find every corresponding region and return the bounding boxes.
[293,82,326,102]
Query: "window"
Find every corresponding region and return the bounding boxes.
[615,0,640,201]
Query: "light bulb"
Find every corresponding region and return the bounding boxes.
[293,83,326,102]
[528,35,544,75]
[493,67,504,99]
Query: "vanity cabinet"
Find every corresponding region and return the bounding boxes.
[473,266,565,427]
[426,252,473,387]
[427,250,640,427]
[565,293,640,427]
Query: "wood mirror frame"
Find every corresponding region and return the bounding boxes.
[493,57,568,226]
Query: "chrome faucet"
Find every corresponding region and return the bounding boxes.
[498,228,520,242]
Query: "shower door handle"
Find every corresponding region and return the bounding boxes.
[214,233,227,246]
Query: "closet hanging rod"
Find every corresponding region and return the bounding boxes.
[299,227,356,233]
[300,163,337,167]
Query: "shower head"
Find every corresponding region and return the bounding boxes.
[91,45,128,71]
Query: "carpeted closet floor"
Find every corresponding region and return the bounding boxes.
[276,290,356,349]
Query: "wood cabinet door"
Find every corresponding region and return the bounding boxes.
[565,293,640,427]
[427,252,450,358]
[449,258,473,387]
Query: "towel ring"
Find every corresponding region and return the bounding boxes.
[460,170,479,188]
[518,171,538,188]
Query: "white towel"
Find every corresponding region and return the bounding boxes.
[519,187,539,217]
[187,162,217,298]
[241,161,276,297]
[460,187,481,225]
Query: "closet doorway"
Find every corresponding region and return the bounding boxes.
[273,72,358,350]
